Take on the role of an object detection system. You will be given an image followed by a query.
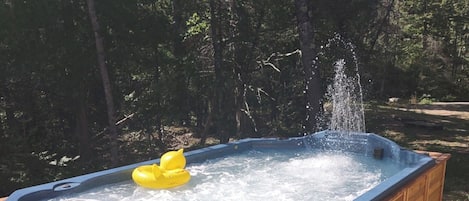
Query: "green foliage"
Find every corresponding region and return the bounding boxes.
[186,12,209,37]
[418,94,436,104]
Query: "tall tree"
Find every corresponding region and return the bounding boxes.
[208,0,231,143]
[295,0,323,132]
[229,0,256,138]
[85,0,119,165]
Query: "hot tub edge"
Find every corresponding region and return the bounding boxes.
[382,151,451,201]
[4,132,450,201]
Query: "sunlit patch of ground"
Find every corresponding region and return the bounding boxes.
[382,130,407,142]
[410,139,469,153]
[392,102,469,121]
[394,107,469,120]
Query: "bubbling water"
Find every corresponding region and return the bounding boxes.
[49,149,402,201]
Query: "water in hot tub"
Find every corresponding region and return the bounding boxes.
[48,149,404,201]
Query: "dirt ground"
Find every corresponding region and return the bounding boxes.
[394,102,469,121]
[365,102,469,200]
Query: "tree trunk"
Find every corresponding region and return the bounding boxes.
[75,99,91,163]
[152,56,166,152]
[229,0,248,138]
[85,0,119,166]
[209,0,230,143]
[199,100,213,146]
[295,0,323,132]
[171,0,190,125]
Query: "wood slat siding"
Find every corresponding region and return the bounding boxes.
[384,152,450,201]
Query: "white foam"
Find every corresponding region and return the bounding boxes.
[49,150,402,201]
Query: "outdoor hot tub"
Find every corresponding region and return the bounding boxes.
[6,131,449,201]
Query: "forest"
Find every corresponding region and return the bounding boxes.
[1,0,468,197]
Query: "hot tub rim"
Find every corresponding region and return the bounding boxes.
[6,131,436,201]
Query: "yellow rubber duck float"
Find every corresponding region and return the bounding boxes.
[132,149,191,189]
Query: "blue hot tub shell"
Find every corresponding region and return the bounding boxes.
[7,131,435,201]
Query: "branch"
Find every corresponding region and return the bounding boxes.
[257,49,301,72]
[115,113,135,127]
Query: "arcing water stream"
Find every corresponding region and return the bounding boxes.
[308,33,366,133]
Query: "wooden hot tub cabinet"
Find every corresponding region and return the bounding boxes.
[384,151,450,201]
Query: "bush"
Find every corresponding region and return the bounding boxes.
[418,94,436,104]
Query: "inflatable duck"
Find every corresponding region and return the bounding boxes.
[132,149,191,189]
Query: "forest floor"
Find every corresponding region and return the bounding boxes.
[365,102,469,201]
